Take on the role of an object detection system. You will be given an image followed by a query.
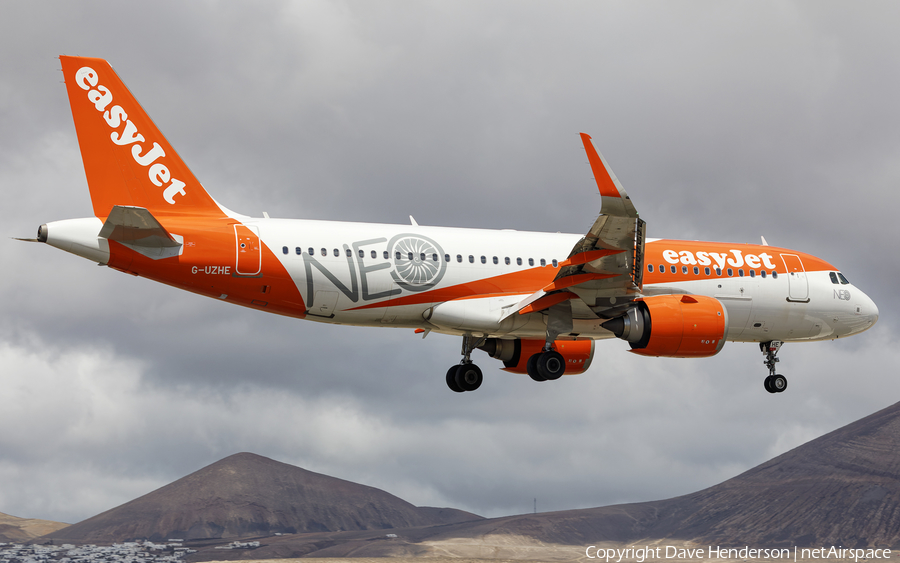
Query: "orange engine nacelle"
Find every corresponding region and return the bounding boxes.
[478,338,595,374]
[602,294,729,358]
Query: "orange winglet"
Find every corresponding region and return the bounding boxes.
[519,291,576,315]
[542,273,615,292]
[557,248,624,268]
[580,133,621,198]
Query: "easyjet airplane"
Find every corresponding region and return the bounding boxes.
[28,56,879,393]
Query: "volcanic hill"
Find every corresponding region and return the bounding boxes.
[0,512,68,542]
[409,399,900,549]
[41,399,900,555]
[187,399,900,558]
[45,452,480,542]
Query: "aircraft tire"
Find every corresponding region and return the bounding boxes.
[526,354,545,381]
[455,363,483,392]
[537,351,565,381]
[772,374,788,393]
[446,366,465,393]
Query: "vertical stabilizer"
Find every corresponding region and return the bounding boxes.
[59,56,224,219]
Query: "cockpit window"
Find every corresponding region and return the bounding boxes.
[829,272,839,284]
[838,272,850,285]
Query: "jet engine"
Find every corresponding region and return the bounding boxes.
[478,338,595,375]
[602,294,729,357]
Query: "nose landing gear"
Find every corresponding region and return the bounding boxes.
[761,341,787,393]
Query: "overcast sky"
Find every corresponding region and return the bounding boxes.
[2,1,900,525]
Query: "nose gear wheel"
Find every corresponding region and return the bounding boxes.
[760,341,787,394]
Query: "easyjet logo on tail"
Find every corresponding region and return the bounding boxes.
[74,66,187,205]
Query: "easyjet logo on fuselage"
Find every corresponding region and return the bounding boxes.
[661,248,778,270]
[74,66,187,205]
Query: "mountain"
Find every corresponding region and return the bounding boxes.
[0,512,68,542]
[201,399,900,558]
[416,399,900,549]
[45,452,480,542]
[42,399,900,553]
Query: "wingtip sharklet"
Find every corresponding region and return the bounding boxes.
[579,132,638,218]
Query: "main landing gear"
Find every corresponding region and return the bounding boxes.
[446,335,485,393]
[444,336,567,392]
[526,349,565,382]
[761,340,787,394]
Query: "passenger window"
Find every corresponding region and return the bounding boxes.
[540,259,546,267]
[838,272,850,284]
[715,267,722,276]
[371,250,377,259]
[345,248,351,257]
[750,270,756,278]
[727,268,733,276]
[432,253,438,261]
[529,258,534,266]
[445,254,450,262]
[408,252,414,260]
[704,267,710,275]
[383,251,388,259]
[309,247,314,256]
[396,251,402,260]
[738,269,744,277]
[505,257,510,265]
[321,248,327,257]
[517,257,522,266]
[552,259,558,267]
[648,264,654,273]
[358,249,364,258]
[469,255,475,263]
[682,266,687,274]
[282,246,288,255]
[693,266,699,275]
[492,256,498,265]
[296,247,302,255]
[334,249,340,257]
[670,265,676,274]
[481,256,487,264]
[457,254,463,263]
[772,271,778,279]
[761,270,767,278]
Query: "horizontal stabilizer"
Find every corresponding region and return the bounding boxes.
[99,206,180,247]
[99,206,183,260]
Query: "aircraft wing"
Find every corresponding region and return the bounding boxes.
[505,134,645,321]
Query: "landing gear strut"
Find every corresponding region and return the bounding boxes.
[760,341,787,394]
[446,335,485,393]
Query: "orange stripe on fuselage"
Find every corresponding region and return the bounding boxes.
[347,265,560,311]
[106,216,306,318]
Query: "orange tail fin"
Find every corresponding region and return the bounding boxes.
[60,56,224,219]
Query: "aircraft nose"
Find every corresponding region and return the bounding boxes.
[856,290,879,332]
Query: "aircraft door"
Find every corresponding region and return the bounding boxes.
[234,224,261,276]
[781,254,809,302]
